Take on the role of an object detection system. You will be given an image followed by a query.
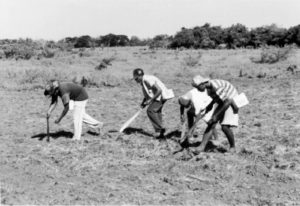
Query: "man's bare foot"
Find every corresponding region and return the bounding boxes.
[189,147,205,155]
[228,147,236,154]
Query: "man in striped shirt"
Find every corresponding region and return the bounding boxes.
[190,75,239,153]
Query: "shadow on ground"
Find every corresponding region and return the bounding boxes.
[31,130,73,141]
[122,127,154,137]
[165,130,181,139]
[174,140,227,155]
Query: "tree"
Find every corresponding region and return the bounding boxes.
[149,34,171,49]
[74,35,93,48]
[224,24,249,48]
[129,36,142,46]
[99,34,129,47]
[170,28,195,49]
[286,25,300,46]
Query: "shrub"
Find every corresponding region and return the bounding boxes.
[42,48,55,58]
[78,49,92,57]
[183,53,202,67]
[95,56,116,71]
[2,44,35,60]
[0,49,5,59]
[250,46,294,64]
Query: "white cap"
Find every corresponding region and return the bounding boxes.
[192,75,209,86]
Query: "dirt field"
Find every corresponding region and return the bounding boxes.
[1,48,300,205]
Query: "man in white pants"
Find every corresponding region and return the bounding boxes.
[44,80,102,140]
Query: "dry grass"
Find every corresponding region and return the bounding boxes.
[1,47,300,205]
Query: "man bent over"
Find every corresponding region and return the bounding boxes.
[179,87,218,145]
[44,80,103,140]
[191,75,239,153]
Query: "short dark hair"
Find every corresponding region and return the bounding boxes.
[133,68,144,76]
[44,80,59,96]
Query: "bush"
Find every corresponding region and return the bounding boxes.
[2,44,35,60]
[78,49,92,57]
[42,48,55,58]
[183,53,202,67]
[250,46,294,64]
[95,56,116,71]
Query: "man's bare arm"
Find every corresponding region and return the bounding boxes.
[55,93,70,123]
[47,96,58,118]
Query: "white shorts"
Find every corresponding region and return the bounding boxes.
[203,104,239,127]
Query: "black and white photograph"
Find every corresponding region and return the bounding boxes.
[0,0,299,205]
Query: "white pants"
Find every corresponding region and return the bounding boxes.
[72,100,100,140]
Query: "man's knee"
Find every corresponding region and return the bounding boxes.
[221,125,231,132]
[205,122,217,133]
[147,107,154,115]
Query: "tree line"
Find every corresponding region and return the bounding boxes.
[0,23,299,58]
[58,23,300,49]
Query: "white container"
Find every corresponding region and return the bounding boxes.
[233,93,249,108]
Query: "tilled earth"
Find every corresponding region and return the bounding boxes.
[1,75,300,205]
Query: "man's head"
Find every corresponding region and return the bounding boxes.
[178,96,190,108]
[44,80,59,97]
[192,75,210,92]
[133,68,144,84]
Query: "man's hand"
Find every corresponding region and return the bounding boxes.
[46,113,50,119]
[141,99,152,108]
[54,119,60,124]
[140,102,147,109]
[144,99,152,106]
[232,107,239,114]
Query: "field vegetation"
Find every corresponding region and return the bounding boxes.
[0,44,300,205]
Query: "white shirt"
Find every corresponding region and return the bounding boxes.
[142,75,169,101]
[181,88,212,115]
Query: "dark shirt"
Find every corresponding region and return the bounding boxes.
[52,83,88,106]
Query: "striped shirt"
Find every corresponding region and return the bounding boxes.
[210,79,238,101]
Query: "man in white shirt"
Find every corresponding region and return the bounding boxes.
[179,88,218,144]
[133,68,174,138]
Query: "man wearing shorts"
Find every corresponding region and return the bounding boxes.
[44,80,103,140]
[190,75,239,153]
[178,88,218,143]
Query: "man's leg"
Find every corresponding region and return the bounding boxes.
[187,109,195,130]
[82,100,103,133]
[221,125,235,148]
[197,123,217,152]
[147,100,165,136]
[212,128,219,140]
[220,106,238,152]
[73,101,85,140]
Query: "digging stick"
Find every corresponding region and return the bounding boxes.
[46,116,50,142]
[119,108,143,133]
